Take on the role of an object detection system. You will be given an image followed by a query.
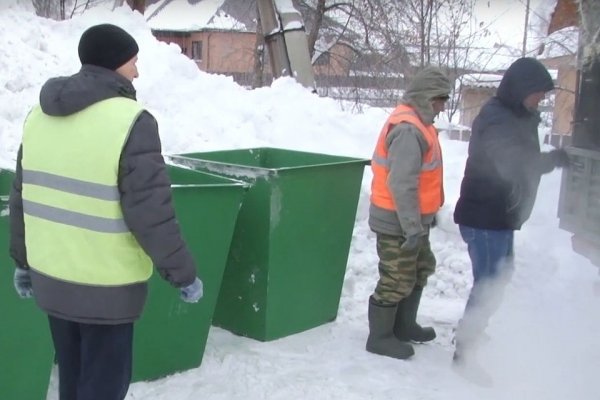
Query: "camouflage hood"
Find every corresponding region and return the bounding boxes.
[401,66,452,124]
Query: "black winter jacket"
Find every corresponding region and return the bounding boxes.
[454,58,557,230]
[9,65,197,324]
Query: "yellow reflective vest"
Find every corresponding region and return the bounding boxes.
[21,97,153,286]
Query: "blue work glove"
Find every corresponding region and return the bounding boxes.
[180,277,203,303]
[14,268,33,298]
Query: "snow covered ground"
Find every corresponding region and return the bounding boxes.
[0,2,597,399]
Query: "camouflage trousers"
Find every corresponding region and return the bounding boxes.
[372,232,437,305]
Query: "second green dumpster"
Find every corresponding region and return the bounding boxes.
[0,169,54,399]
[132,165,246,382]
[169,147,369,341]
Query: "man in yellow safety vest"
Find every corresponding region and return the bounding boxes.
[10,24,202,400]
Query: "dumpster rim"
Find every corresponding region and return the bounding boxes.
[171,182,248,189]
[168,148,371,173]
[166,161,250,188]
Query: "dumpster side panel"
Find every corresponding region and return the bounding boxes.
[212,178,271,339]
[264,164,365,339]
[132,175,245,382]
[0,170,54,399]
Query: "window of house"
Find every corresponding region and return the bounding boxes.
[191,41,203,61]
[314,52,330,66]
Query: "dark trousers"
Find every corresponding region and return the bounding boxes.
[48,316,134,400]
[455,225,514,345]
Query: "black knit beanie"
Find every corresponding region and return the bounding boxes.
[78,24,139,71]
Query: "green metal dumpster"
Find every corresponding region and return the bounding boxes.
[169,147,369,341]
[132,165,246,382]
[0,169,54,399]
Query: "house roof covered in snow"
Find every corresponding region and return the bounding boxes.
[466,44,524,72]
[459,73,503,89]
[145,0,251,32]
[460,68,558,90]
[539,26,579,59]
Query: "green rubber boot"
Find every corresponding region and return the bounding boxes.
[366,296,415,360]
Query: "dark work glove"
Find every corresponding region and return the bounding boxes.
[180,277,203,303]
[549,148,570,168]
[14,268,33,299]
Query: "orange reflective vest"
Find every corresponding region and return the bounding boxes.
[370,104,444,214]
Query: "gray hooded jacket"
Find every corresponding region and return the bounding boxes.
[369,66,452,237]
[9,65,197,324]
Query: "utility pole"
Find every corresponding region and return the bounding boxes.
[521,0,531,57]
[256,0,316,90]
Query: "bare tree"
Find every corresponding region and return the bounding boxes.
[242,0,486,111]
[69,0,109,18]
[305,0,326,58]
[407,0,444,67]
[292,0,401,110]
[32,0,66,19]
[338,0,494,113]
[33,0,119,19]
[125,0,145,13]
[300,0,355,58]
[429,0,483,120]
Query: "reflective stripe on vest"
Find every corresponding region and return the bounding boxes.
[370,104,444,213]
[21,97,153,286]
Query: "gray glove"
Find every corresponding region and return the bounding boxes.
[401,234,422,250]
[14,268,33,299]
[180,277,203,303]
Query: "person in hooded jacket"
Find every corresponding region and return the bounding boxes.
[9,24,203,400]
[366,66,452,360]
[452,57,570,382]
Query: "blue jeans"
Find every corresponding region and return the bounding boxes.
[455,225,514,345]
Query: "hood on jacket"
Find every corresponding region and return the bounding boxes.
[39,65,136,116]
[402,66,452,124]
[496,57,554,115]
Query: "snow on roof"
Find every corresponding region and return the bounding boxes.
[274,0,297,14]
[208,9,249,31]
[539,26,579,59]
[459,73,503,88]
[460,67,558,90]
[146,0,248,32]
[466,44,523,71]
